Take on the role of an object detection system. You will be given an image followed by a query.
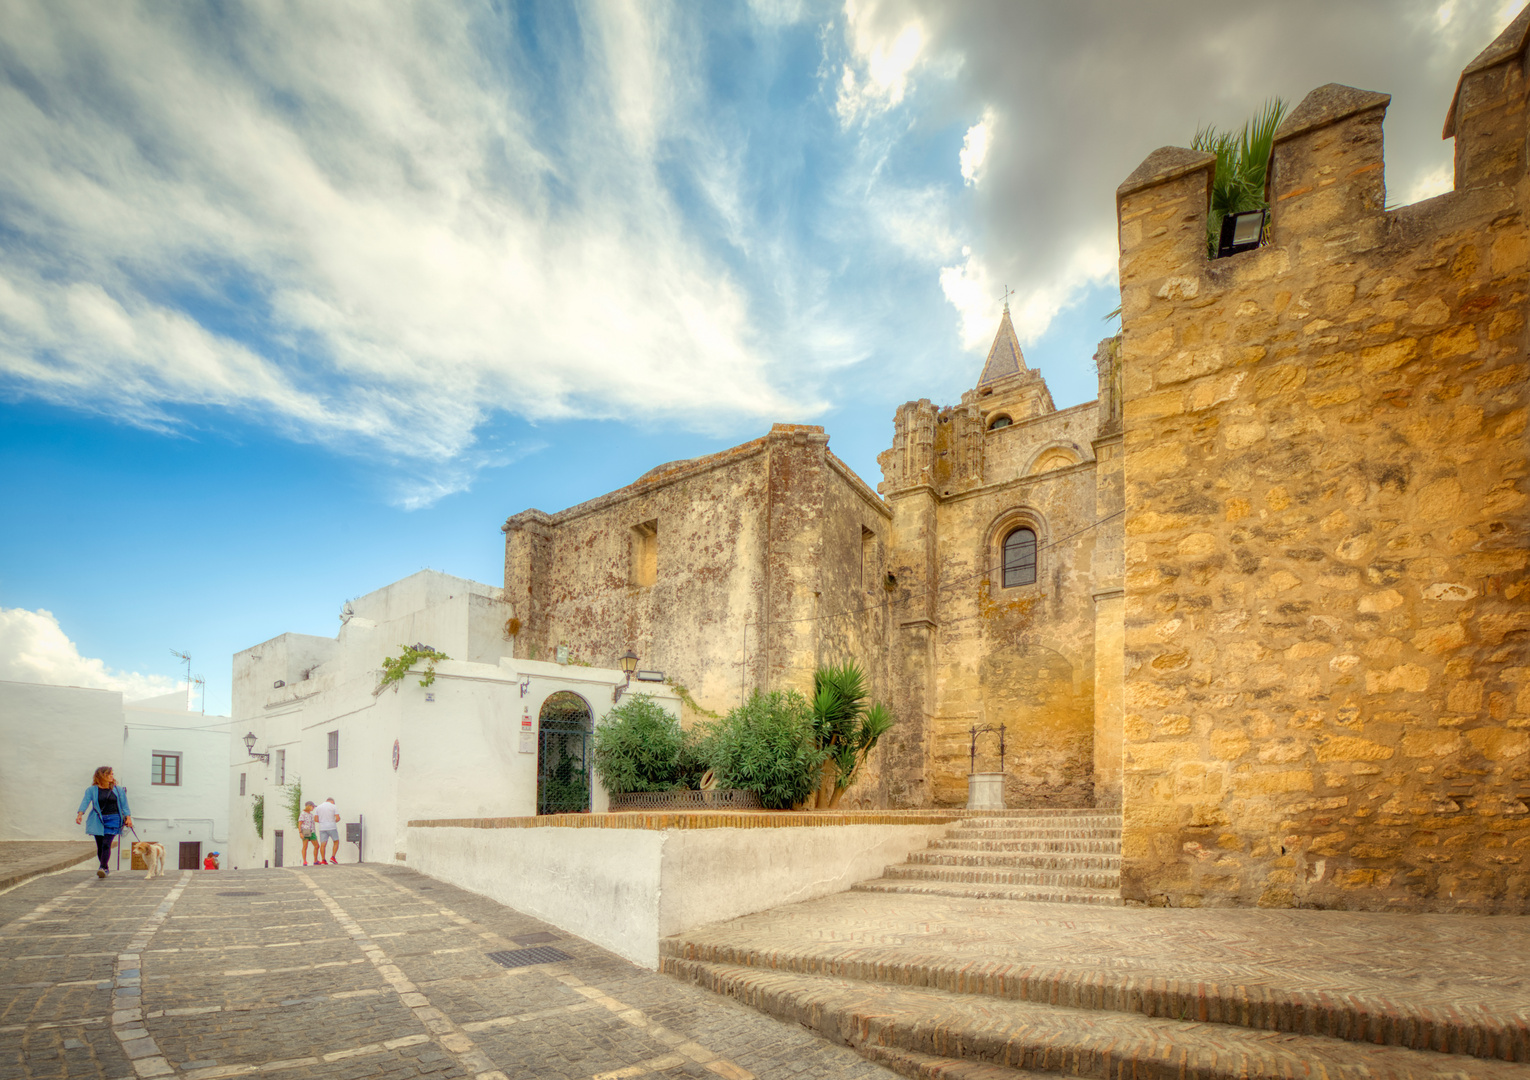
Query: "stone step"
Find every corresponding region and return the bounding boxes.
[661,959,1529,1079]
[924,846,1120,868]
[951,829,1122,842]
[956,808,1122,818]
[930,838,1121,854]
[885,865,1121,890]
[905,844,1113,868]
[852,879,1124,906]
[661,915,1529,1064]
[860,1045,1049,1079]
[955,815,1122,826]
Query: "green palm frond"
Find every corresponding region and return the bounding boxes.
[1193,98,1287,254]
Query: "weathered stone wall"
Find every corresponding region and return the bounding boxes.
[879,342,1117,808]
[1115,22,1529,913]
[504,425,892,737]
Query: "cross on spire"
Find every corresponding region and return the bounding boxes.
[1000,285,1013,313]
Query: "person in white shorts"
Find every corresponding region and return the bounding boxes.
[314,797,341,865]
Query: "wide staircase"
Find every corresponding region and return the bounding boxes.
[661,807,1530,1079]
[853,808,1122,906]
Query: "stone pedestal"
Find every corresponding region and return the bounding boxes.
[966,773,1005,810]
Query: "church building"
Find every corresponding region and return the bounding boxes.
[503,307,1124,813]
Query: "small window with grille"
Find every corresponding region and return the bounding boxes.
[1002,527,1037,588]
[327,730,339,769]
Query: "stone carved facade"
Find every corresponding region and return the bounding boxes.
[505,11,1528,912]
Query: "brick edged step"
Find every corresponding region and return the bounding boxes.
[856,809,1124,906]
[860,1045,1052,1079]
[663,959,1530,1080]
[853,878,1124,905]
[660,933,1528,1063]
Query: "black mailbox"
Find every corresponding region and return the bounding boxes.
[345,822,361,843]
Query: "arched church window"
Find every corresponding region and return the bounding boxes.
[1002,527,1037,587]
[988,415,1012,430]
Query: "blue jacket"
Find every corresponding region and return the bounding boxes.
[78,785,131,836]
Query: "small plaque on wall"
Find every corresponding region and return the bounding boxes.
[519,713,535,754]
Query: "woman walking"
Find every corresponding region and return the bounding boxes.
[76,766,132,879]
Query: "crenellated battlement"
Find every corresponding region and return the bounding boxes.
[1111,6,1530,915]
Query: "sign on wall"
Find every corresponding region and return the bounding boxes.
[519,707,535,754]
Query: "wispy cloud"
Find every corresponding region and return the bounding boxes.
[0,2,807,503]
[0,607,182,701]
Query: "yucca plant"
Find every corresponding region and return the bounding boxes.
[810,660,897,808]
[1192,98,1288,256]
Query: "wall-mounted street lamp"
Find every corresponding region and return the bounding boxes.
[242,731,270,764]
[613,650,640,703]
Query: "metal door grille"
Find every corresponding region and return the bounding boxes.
[537,692,592,815]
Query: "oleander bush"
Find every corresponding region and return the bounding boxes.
[592,695,690,794]
[703,690,825,810]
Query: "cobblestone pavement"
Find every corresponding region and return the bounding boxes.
[0,864,899,1080]
[0,845,96,894]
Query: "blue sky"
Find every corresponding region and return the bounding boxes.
[1,0,1519,714]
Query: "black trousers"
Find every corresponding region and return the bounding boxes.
[95,834,115,869]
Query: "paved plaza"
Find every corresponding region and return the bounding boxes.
[0,863,897,1080]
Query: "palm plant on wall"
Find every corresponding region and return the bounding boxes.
[810,661,895,809]
[1192,98,1287,256]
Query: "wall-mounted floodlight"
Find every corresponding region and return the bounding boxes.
[613,650,640,703]
[242,731,270,764]
[1217,209,1267,258]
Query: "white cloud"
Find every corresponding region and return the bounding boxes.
[959,109,995,186]
[1401,162,1456,205]
[0,607,182,701]
[835,0,928,125]
[941,237,1117,352]
[0,2,807,504]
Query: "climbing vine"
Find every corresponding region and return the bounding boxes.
[666,678,720,720]
[252,793,265,839]
[375,645,449,695]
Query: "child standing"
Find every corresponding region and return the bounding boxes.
[299,801,319,866]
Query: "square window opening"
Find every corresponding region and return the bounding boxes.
[151,751,181,787]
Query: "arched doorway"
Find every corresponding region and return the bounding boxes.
[537,691,593,814]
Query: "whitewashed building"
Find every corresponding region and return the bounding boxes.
[0,680,231,867]
[227,570,678,870]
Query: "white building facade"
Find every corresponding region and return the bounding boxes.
[0,680,231,866]
[227,570,679,870]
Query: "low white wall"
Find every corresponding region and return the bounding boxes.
[408,824,665,965]
[406,822,951,968]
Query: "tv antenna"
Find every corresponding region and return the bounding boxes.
[171,650,193,710]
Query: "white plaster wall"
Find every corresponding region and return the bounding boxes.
[656,824,952,937]
[405,822,951,968]
[408,825,664,965]
[228,570,678,870]
[0,680,122,840]
[120,698,231,850]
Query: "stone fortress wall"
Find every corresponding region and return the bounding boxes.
[1113,10,1529,912]
[501,9,1528,914]
[504,423,894,805]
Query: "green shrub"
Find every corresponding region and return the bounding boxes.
[593,696,688,794]
[704,690,825,810]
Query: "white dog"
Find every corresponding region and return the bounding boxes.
[133,841,166,880]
